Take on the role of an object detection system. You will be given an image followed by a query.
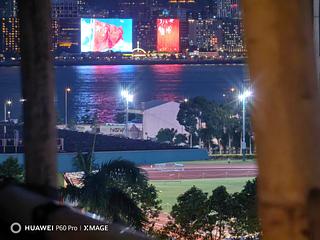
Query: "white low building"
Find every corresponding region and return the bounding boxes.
[57,123,143,139]
[99,123,142,139]
[131,100,187,140]
[57,101,186,140]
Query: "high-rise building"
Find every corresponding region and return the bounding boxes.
[135,20,157,51]
[216,0,240,19]
[188,19,219,52]
[0,0,17,17]
[0,0,19,55]
[218,18,245,54]
[180,20,189,51]
[51,0,83,53]
[55,18,81,53]
[52,0,83,18]
[202,0,218,19]
[118,0,158,20]
[1,17,20,54]
[118,0,161,51]
[168,0,196,20]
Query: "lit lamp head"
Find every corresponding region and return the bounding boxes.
[121,89,133,103]
[6,100,12,105]
[127,94,133,103]
[66,87,71,93]
[238,90,252,101]
[121,89,129,98]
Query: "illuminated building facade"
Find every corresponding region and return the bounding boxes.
[179,20,189,51]
[0,0,17,17]
[52,0,84,18]
[1,17,20,54]
[135,21,157,51]
[0,0,19,56]
[217,0,240,19]
[56,18,81,53]
[188,19,219,52]
[219,18,245,54]
[51,0,84,53]
[118,0,159,51]
[157,18,180,52]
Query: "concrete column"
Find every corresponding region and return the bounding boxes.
[242,0,320,239]
[314,0,320,82]
[18,0,57,188]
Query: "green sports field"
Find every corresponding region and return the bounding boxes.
[150,177,254,212]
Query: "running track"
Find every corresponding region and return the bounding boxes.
[141,162,258,180]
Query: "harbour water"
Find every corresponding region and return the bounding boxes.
[0,64,247,123]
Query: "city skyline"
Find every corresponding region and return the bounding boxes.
[0,0,245,60]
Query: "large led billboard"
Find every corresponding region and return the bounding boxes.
[157,19,180,52]
[81,18,132,52]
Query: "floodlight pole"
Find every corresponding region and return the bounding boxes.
[242,96,246,161]
[125,98,129,138]
[4,102,7,139]
[65,88,71,126]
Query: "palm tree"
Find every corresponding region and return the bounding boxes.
[63,131,161,229]
[72,130,97,175]
[62,159,147,229]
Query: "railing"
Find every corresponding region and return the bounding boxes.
[0,138,64,153]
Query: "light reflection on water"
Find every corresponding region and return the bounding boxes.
[151,64,183,102]
[0,64,247,123]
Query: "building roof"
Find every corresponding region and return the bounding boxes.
[140,100,168,110]
[129,100,180,114]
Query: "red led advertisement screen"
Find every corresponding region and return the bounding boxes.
[157,19,180,52]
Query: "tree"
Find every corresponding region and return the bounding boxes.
[177,99,200,135]
[0,157,24,182]
[72,130,97,175]
[231,178,260,236]
[156,128,177,144]
[177,96,254,152]
[164,181,260,239]
[72,151,96,175]
[207,186,233,239]
[178,97,234,150]
[174,133,188,145]
[63,159,161,230]
[170,186,208,239]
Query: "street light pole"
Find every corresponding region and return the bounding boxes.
[121,89,133,138]
[125,97,129,137]
[3,100,12,140]
[242,95,246,161]
[65,88,71,126]
[238,90,252,161]
[4,102,6,123]
[4,102,6,140]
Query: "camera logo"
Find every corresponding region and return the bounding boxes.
[10,222,22,234]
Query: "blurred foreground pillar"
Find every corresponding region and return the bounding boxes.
[18,0,57,188]
[242,1,320,239]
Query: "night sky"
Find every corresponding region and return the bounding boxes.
[86,0,205,11]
